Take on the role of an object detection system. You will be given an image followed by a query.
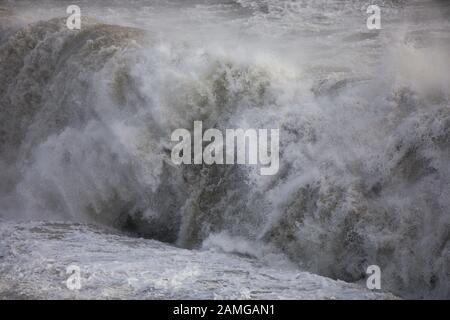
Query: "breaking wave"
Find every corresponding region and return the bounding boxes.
[0,0,449,298]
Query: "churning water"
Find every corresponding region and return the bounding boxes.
[0,0,449,299]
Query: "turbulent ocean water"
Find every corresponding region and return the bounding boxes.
[0,0,449,299]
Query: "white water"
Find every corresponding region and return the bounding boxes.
[0,220,396,299]
[0,0,449,299]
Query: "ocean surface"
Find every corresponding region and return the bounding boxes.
[0,0,449,299]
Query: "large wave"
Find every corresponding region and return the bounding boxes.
[0,0,449,298]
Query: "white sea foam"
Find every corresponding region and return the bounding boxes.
[0,0,449,298]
